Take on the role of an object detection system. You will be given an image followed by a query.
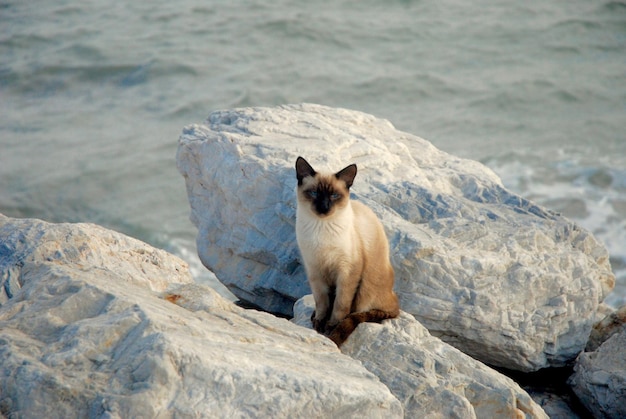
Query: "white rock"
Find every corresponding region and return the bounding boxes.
[176,104,614,371]
[0,214,402,418]
[293,295,548,419]
[569,316,626,418]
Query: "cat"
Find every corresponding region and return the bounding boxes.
[295,156,399,346]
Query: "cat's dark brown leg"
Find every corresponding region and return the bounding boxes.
[327,272,360,331]
[309,277,331,333]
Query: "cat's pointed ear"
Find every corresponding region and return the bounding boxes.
[296,157,316,185]
[335,164,357,189]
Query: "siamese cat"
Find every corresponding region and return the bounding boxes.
[295,156,399,346]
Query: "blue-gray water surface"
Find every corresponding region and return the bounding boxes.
[1,0,625,304]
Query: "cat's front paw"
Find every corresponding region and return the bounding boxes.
[324,320,339,336]
[311,311,328,333]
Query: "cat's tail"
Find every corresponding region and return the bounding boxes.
[327,308,399,346]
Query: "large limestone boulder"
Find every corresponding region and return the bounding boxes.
[568,307,626,418]
[293,295,548,419]
[176,104,614,371]
[0,215,402,418]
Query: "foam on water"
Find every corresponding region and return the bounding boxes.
[488,154,626,307]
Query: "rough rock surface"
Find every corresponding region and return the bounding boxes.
[0,215,402,418]
[525,390,586,419]
[176,103,614,371]
[293,295,548,419]
[569,309,626,418]
[586,304,626,352]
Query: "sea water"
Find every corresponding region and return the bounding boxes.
[1,0,625,305]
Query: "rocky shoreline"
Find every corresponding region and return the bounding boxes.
[1,213,622,418]
[1,105,624,418]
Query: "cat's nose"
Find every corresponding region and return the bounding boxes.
[316,197,332,214]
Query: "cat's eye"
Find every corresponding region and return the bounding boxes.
[331,193,341,200]
[308,190,318,198]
